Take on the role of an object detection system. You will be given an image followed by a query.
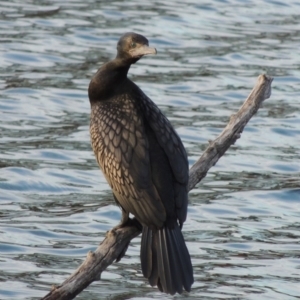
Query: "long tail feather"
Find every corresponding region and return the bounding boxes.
[140,224,193,295]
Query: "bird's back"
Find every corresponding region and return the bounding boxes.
[90,78,188,228]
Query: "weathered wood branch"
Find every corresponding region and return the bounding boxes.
[41,74,273,300]
[188,74,273,190]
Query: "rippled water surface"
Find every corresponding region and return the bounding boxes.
[0,0,300,299]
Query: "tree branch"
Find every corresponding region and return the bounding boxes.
[41,74,273,300]
[188,74,273,190]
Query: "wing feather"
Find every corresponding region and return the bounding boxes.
[90,95,166,228]
[139,93,189,224]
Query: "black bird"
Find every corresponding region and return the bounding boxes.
[88,32,194,295]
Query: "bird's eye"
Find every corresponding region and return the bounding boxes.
[131,42,137,48]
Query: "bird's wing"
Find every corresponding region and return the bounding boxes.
[140,94,189,224]
[90,95,166,228]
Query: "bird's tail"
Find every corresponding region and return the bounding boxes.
[140,224,194,295]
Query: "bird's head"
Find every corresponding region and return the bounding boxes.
[116,32,157,64]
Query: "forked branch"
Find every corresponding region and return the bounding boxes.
[41,74,273,300]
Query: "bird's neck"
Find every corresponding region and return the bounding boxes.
[88,58,131,104]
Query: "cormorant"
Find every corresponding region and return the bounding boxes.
[88,32,194,295]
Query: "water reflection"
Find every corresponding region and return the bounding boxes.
[0,0,299,299]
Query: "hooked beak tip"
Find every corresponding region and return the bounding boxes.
[130,45,157,58]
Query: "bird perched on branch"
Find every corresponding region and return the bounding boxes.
[88,32,194,295]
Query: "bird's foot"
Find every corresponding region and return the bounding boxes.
[113,217,142,231]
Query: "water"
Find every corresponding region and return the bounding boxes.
[0,0,299,299]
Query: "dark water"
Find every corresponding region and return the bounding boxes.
[0,0,299,299]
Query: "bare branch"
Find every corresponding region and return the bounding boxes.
[41,226,141,300]
[189,74,273,190]
[41,74,273,300]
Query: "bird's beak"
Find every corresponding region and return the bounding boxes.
[130,45,157,58]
